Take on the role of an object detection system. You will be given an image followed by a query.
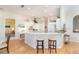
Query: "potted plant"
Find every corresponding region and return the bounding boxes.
[56,28,65,33]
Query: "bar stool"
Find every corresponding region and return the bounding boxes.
[36,39,44,53]
[48,39,57,53]
[64,34,70,44]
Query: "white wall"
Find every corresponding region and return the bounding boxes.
[0,12,5,42]
[61,6,79,42]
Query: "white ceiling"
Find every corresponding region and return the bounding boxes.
[0,5,60,17]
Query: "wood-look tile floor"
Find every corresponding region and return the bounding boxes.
[1,39,79,54]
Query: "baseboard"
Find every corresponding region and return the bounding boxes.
[70,40,79,42]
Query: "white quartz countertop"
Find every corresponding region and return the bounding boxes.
[26,32,62,34]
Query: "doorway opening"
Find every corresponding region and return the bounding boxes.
[5,18,16,53]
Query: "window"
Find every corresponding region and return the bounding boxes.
[73,15,79,32]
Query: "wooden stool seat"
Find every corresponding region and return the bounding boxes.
[37,40,44,53]
[48,39,57,53]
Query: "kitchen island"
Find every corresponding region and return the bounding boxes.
[25,32,64,49]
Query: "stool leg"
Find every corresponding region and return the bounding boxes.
[55,41,57,53]
[42,41,44,53]
[37,46,38,53]
[50,47,51,53]
[54,45,57,53]
[42,45,44,53]
[48,41,49,50]
[7,46,9,53]
[49,40,51,53]
[55,48,57,53]
[37,41,38,54]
